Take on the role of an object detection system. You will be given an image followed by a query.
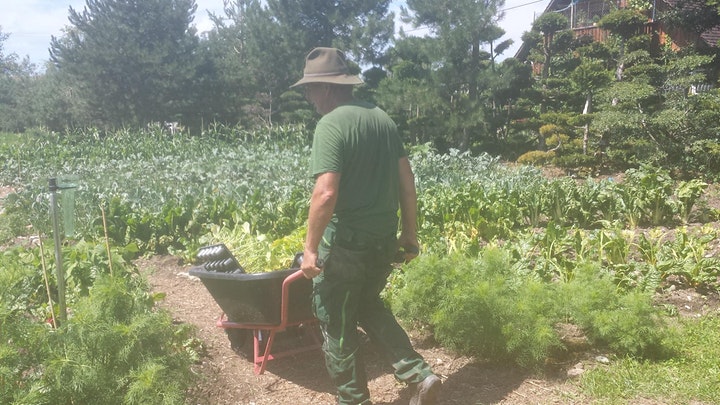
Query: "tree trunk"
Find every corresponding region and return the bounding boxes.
[469,38,480,102]
[616,41,625,81]
[583,92,592,155]
[542,33,553,80]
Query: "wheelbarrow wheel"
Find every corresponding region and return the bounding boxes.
[225,328,252,357]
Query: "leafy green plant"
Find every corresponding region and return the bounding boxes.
[2,128,720,396]
[0,127,313,255]
[527,221,579,282]
[622,165,677,226]
[657,226,720,288]
[198,218,306,272]
[60,240,138,297]
[517,175,548,227]
[676,179,708,223]
[596,223,634,266]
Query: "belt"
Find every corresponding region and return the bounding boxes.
[333,225,395,251]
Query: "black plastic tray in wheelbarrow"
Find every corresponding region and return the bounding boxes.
[188,267,314,326]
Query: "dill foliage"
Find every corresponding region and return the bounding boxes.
[390,248,673,369]
[0,246,196,405]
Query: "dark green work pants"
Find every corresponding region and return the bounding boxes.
[313,226,434,405]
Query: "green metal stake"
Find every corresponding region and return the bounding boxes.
[49,178,67,323]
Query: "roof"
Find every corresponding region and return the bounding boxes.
[660,0,720,47]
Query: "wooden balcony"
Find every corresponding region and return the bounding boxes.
[572,21,661,43]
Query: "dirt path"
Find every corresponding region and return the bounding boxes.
[141,255,587,405]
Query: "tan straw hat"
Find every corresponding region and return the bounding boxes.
[290,47,363,88]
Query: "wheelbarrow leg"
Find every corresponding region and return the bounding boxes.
[254,329,278,375]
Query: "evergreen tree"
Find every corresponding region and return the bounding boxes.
[197,0,393,127]
[401,0,509,150]
[195,0,267,127]
[521,13,576,151]
[597,9,647,81]
[529,13,570,80]
[50,0,200,128]
[0,28,39,132]
[480,58,534,145]
[403,0,507,102]
[266,0,395,65]
[569,59,612,154]
[31,63,87,130]
[374,36,448,147]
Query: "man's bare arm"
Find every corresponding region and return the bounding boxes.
[397,157,419,261]
[301,171,340,278]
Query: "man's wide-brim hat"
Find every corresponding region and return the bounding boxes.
[290,47,363,87]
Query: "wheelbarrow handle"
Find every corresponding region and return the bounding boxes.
[284,268,307,285]
[279,269,309,326]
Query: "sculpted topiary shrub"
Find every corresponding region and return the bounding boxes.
[517,150,556,166]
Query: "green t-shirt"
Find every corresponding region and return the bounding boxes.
[310,100,406,239]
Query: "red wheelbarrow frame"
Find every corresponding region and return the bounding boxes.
[215,269,322,375]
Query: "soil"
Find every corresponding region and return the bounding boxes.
[140,254,720,405]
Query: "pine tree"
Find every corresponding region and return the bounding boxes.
[50,0,200,128]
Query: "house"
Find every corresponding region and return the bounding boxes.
[514,0,720,61]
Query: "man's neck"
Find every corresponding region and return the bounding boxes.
[322,94,355,115]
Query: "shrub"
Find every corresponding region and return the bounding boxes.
[33,275,196,404]
[517,150,556,166]
[684,139,720,180]
[0,257,51,403]
[546,133,570,150]
[553,152,599,172]
[390,254,465,324]
[605,139,665,171]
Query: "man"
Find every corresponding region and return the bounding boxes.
[291,47,441,405]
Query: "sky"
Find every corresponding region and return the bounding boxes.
[0,0,549,68]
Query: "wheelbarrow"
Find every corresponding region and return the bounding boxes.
[188,245,321,375]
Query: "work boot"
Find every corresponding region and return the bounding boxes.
[409,374,441,405]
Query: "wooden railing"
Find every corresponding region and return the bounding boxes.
[571,21,662,43]
[527,21,665,76]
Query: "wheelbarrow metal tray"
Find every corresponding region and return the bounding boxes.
[189,267,313,326]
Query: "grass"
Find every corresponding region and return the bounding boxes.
[580,315,720,404]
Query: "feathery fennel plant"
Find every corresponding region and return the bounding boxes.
[0,244,197,405]
[391,249,674,369]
